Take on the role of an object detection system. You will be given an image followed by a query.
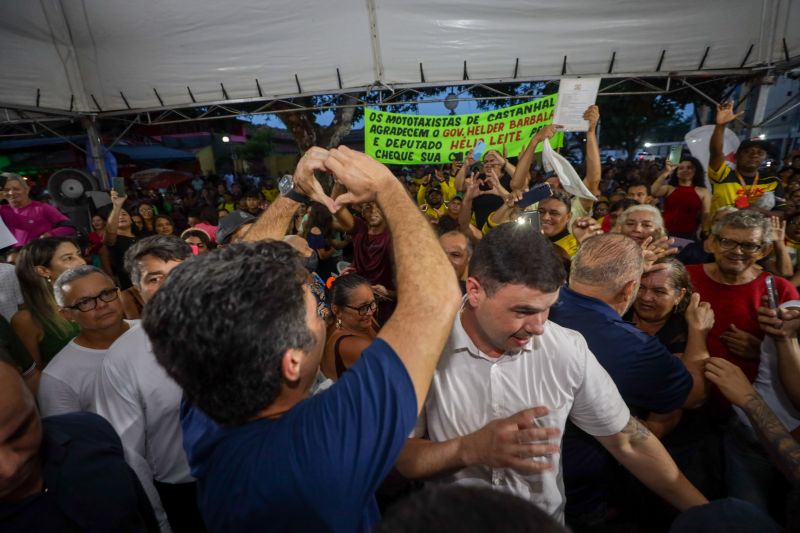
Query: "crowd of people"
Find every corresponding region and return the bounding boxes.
[1,102,800,532]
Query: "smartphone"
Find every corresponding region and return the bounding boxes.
[516,211,541,233]
[765,275,782,318]
[668,145,682,166]
[473,140,486,161]
[112,176,126,196]
[517,183,552,210]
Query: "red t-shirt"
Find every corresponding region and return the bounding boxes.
[687,264,799,381]
[351,217,394,290]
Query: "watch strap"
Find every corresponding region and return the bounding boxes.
[284,188,310,205]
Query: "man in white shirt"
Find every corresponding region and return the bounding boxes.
[396,224,708,524]
[38,265,133,416]
[93,235,202,533]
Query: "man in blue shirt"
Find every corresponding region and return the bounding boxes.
[141,146,461,532]
[550,233,711,528]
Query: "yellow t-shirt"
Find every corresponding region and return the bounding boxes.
[417,179,458,205]
[552,230,578,257]
[708,163,784,220]
[261,187,279,203]
[421,203,449,220]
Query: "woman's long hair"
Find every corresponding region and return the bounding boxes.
[668,156,706,188]
[15,237,76,337]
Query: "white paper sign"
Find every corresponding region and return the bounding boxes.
[0,215,17,249]
[552,78,602,132]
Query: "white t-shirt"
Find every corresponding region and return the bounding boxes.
[735,301,800,432]
[93,324,192,532]
[37,320,138,417]
[414,314,630,524]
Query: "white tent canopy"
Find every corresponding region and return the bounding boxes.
[1,0,798,116]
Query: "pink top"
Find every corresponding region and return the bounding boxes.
[0,201,74,247]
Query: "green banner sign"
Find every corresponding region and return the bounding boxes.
[365,95,562,165]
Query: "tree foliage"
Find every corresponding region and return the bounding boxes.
[236,127,273,162]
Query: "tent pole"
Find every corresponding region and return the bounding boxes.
[82,117,110,189]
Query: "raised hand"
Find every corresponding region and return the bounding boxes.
[110,189,127,209]
[715,101,744,126]
[464,149,475,168]
[325,146,397,208]
[685,292,715,333]
[770,216,786,244]
[293,147,336,213]
[572,217,603,244]
[583,105,600,129]
[459,407,561,474]
[484,167,509,198]
[641,236,679,272]
[535,124,562,141]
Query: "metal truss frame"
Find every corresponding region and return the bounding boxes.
[0,68,788,137]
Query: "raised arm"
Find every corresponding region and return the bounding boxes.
[705,357,800,484]
[243,147,333,243]
[454,150,475,192]
[767,217,793,278]
[103,190,127,246]
[651,161,675,198]
[580,106,601,211]
[325,147,462,411]
[709,102,743,173]
[510,124,559,192]
[330,181,356,234]
[681,293,713,408]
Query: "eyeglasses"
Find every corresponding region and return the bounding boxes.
[63,287,120,312]
[344,300,378,316]
[713,235,764,254]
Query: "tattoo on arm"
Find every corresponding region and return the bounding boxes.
[742,393,800,484]
[621,417,652,444]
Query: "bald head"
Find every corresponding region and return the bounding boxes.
[0,361,42,501]
[570,234,644,294]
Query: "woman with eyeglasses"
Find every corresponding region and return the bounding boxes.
[321,273,379,380]
[39,265,132,416]
[11,237,86,369]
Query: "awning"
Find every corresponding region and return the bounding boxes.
[0,0,796,117]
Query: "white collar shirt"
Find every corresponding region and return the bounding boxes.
[415,312,629,523]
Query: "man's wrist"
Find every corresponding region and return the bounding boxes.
[375,176,406,206]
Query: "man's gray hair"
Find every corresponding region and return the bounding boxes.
[570,233,644,293]
[711,209,773,245]
[0,172,29,190]
[53,265,114,307]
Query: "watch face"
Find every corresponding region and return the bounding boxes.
[278,174,294,195]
